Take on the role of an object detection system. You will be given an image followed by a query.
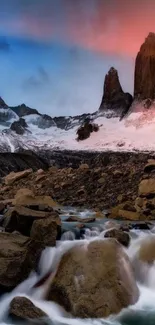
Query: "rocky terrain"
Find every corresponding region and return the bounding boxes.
[1,151,155,215]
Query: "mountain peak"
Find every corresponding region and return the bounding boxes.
[99,67,132,117]
[134,32,155,100]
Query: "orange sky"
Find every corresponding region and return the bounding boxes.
[2,0,155,57]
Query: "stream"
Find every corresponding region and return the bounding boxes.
[0,208,155,325]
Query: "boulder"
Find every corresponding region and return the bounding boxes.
[47,239,139,318]
[104,228,130,247]
[0,232,43,291]
[134,33,155,100]
[2,206,55,236]
[4,169,32,185]
[110,203,140,220]
[30,215,61,246]
[13,188,57,208]
[9,296,47,321]
[138,237,155,264]
[99,67,132,117]
[139,179,155,197]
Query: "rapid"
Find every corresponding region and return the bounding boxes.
[0,212,155,325]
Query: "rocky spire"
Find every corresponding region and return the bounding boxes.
[99,67,132,117]
[101,67,123,104]
[134,32,155,100]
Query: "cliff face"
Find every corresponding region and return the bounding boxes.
[99,67,132,117]
[134,33,155,100]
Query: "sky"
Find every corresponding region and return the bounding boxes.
[0,0,155,116]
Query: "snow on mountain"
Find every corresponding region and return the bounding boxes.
[1,100,155,153]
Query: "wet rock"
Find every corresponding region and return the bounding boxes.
[131,222,151,230]
[134,33,155,100]
[104,220,119,230]
[9,297,47,321]
[104,228,130,247]
[30,214,61,246]
[47,239,139,318]
[99,67,132,117]
[139,179,155,197]
[4,169,32,185]
[138,237,155,264]
[0,232,43,291]
[66,216,95,223]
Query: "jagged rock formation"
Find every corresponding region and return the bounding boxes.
[10,118,28,135]
[134,33,155,100]
[99,67,133,117]
[11,103,39,117]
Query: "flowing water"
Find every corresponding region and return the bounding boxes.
[0,209,155,325]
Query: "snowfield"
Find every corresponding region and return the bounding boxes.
[1,101,155,153]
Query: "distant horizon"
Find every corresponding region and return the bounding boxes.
[0,0,154,116]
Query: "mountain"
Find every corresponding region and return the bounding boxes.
[1,33,155,153]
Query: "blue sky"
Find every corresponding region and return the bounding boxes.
[0,0,153,116]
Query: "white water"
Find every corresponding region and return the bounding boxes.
[1,229,155,324]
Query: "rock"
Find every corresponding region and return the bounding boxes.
[135,197,145,211]
[0,232,43,291]
[131,222,151,230]
[2,206,52,236]
[4,169,32,185]
[123,202,136,212]
[113,170,123,177]
[30,214,61,246]
[134,33,155,100]
[98,177,106,184]
[9,296,47,321]
[13,188,57,208]
[10,118,28,135]
[47,239,139,318]
[138,237,155,264]
[104,220,119,230]
[118,210,141,221]
[104,228,130,247]
[99,67,132,117]
[79,163,89,170]
[139,179,155,197]
[66,216,95,223]
[144,160,155,173]
[77,119,99,141]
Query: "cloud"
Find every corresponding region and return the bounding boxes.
[23,67,50,90]
[0,0,155,56]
